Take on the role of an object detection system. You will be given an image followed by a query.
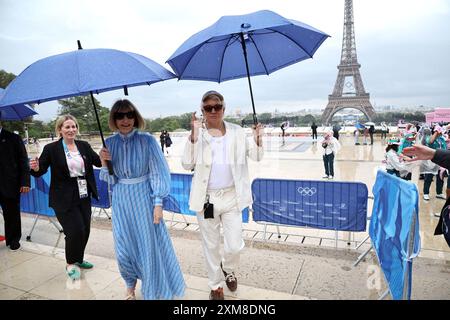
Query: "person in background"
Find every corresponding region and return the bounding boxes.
[160,130,167,153]
[369,125,375,145]
[164,131,173,156]
[321,129,341,180]
[29,115,101,280]
[182,90,263,300]
[381,122,388,140]
[384,139,412,178]
[332,122,341,140]
[420,125,447,201]
[363,127,369,145]
[99,99,185,300]
[354,128,360,145]
[0,117,30,251]
[311,122,318,143]
[280,121,287,145]
[398,127,417,181]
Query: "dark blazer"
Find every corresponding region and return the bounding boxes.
[0,128,30,199]
[30,138,101,213]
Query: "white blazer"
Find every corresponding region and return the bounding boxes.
[182,121,264,212]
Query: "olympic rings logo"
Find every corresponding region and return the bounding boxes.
[297,187,317,196]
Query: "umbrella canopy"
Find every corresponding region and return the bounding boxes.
[167,10,329,124]
[365,122,375,127]
[0,88,37,120]
[355,122,366,130]
[0,42,176,174]
[0,47,176,107]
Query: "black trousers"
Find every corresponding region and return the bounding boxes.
[323,153,335,177]
[54,195,92,265]
[0,192,21,246]
[312,131,317,140]
[424,173,444,196]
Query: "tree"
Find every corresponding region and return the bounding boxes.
[146,116,180,133]
[178,113,193,131]
[27,120,53,139]
[0,69,16,89]
[301,114,318,125]
[57,95,110,134]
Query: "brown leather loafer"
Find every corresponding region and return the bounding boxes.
[221,263,237,292]
[209,287,224,300]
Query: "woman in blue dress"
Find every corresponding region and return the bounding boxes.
[99,99,185,300]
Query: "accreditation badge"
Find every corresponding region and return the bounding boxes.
[77,177,88,199]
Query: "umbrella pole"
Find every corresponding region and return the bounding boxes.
[89,92,113,175]
[239,32,258,125]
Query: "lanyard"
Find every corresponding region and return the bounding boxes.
[62,140,85,175]
[62,139,73,159]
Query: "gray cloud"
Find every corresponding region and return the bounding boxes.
[1,0,449,121]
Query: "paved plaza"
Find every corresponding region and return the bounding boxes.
[1,133,449,300]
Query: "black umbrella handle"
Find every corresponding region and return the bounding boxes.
[105,160,114,175]
[89,92,114,175]
[240,32,258,126]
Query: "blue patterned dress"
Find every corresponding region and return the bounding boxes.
[99,129,185,299]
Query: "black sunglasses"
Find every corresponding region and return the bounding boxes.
[203,104,223,113]
[114,111,135,120]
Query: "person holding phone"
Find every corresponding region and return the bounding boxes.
[181,90,264,300]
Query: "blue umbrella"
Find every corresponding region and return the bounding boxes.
[0,88,37,120]
[167,10,329,124]
[0,41,176,173]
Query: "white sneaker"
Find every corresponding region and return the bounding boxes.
[436,194,446,199]
[328,176,334,180]
[322,175,329,179]
[423,194,430,201]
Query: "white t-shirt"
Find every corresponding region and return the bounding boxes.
[207,134,234,190]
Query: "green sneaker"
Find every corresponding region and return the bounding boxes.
[76,261,94,269]
[66,265,81,280]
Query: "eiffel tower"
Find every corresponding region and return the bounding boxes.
[322,0,375,125]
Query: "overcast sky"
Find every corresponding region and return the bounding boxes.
[1,0,449,121]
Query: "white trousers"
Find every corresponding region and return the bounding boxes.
[196,187,245,290]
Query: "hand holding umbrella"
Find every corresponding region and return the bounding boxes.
[0,41,176,175]
[167,10,329,125]
[252,123,264,146]
[189,112,203,143]
[99,147,112,167]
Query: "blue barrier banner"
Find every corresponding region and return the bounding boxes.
[251,178,368,231]
[21,171,249,223]
[20,170,55,217]
[164,173,196,216]
[20,168,109,216]
[91,169,111,209]
[370,170,421,300]
[165,173,249,223]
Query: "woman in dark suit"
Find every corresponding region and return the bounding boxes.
[30,115,101,280]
